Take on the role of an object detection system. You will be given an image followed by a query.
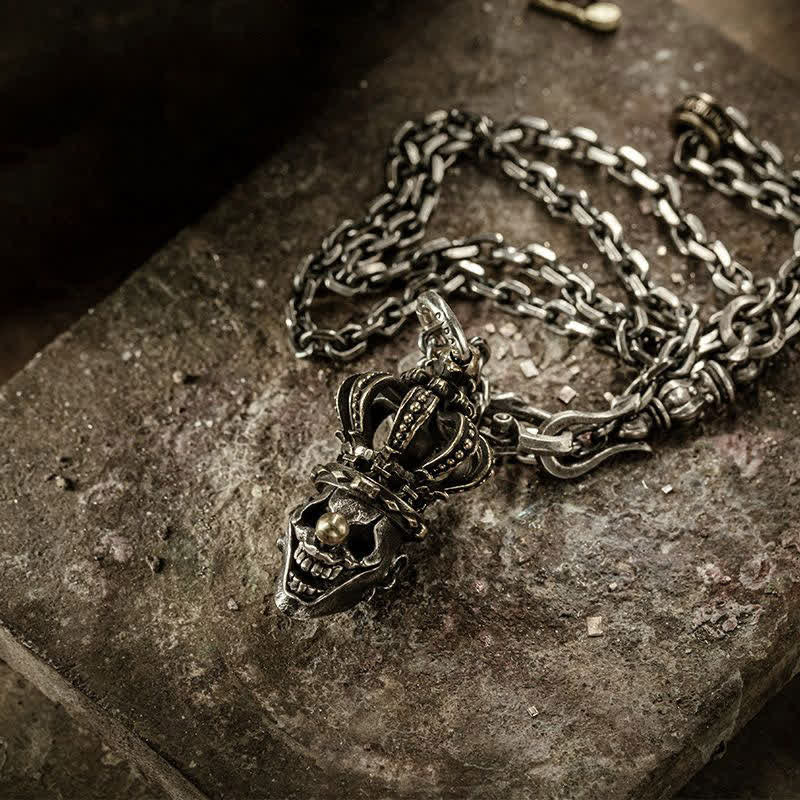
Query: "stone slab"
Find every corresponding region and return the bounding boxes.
[0,657,161,800]
[1,2,800,799]
[677,671,800,799]
[4,666,800,800]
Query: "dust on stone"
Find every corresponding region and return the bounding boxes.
[692,600,762,636]
[498,321,517,338]
[145,555,164,574]
[511,339,531,358]
[47,474,75,491]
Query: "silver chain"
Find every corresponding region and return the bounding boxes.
[286,93,800,474]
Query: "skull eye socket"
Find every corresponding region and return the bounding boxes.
[298,494,331,527]
[345,520,377,560]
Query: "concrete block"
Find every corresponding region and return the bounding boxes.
[1,2,799,798]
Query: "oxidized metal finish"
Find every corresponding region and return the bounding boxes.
[672,92,735,156]
[276,292,494,618]
[279,94,800,617]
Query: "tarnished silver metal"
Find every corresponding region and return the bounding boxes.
[279,94,800,616]
[415,289,472,363]
[276,296,493,617]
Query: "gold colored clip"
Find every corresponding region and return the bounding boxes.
[528,0,622,33]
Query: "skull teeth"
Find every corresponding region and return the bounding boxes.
[288,571,321,597]
[293,541,347,578]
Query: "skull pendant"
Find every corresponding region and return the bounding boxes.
[275,291,494,618]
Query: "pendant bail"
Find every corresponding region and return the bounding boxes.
[415,290,472,365]
[509,394,652,477]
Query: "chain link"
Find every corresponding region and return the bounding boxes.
[286,95,800,471]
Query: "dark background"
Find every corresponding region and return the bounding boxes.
[0,0,436,383]
[0,1,798,798]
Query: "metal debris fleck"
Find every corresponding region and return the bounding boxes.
[499,321,518,338]
[661,484,674,494]
[519,359,539,378]
[557,385,577,405]
[587,616,604,637]
[171,370,196,385]
[526,705,539,718]
[54,475,74,491]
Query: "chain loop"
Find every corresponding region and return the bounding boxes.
[286,95,799,470]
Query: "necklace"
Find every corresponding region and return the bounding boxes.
[275,93,800,619]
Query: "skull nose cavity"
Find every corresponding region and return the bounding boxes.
[315,512,349,546]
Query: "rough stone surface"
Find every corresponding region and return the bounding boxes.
[674,0,800,81]
[4,663,799,800]
[0,660,162,800]
[1,2,800,799]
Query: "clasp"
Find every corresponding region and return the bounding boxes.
[506,394,652,478]
[529,0,622,33]
[671,93,736,157]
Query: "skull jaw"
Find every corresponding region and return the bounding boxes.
[274,576,379,618]
[274,517,401,619]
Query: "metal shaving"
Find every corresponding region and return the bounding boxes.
[557,385,577,405]
[499,322,518,338]
[587,616,604,637]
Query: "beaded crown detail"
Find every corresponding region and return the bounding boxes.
[312,361,494,540]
